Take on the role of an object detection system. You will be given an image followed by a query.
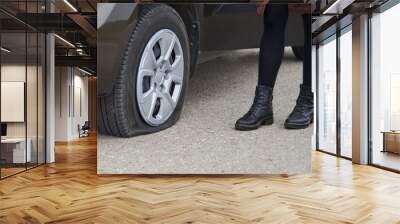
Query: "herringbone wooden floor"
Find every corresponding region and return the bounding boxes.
[1,134,400,224]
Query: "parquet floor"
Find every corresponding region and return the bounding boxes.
[1,134,400,224]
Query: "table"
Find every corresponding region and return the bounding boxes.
[382,131,400,155]
[1,138,31,164]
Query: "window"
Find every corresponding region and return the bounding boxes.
[0,1,46,179]
[339,28,352,158]
[316,24,353,159]
[370,3,400,171]
[317,36,337,154]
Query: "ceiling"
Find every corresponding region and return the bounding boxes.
[0,0,102,74]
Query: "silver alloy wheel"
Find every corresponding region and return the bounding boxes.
[136,29,184,126]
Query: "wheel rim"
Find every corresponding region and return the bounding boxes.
[136,29,184,126]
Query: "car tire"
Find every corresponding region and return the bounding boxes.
[98,5,190,137]
[292,46,304,61]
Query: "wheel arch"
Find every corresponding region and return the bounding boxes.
[98,3,202,97]
[169,4,202,77]
[98,4,192,137]
[97,3,142,96]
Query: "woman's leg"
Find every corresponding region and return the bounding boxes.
[235,4,289,131]
[302,13,312,87]
[284,13,314,129]
[258,4,289,88]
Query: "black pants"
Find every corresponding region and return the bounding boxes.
[258,4,312,88]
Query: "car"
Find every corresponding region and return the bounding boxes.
[97,3,305,137]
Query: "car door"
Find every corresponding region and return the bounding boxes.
[199,3,304,51]
[200,4,263,51]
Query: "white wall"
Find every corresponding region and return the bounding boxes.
[55,67,70,141]
[1,63,46,164]
[1,65,26,137]
[55,67,89,141]
[1,64,38,138]
[71,73,89,139]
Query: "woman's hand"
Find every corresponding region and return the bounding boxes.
[256,0,270,16]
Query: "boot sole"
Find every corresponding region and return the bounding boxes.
[235,117,273,131]
[284,118,314,130]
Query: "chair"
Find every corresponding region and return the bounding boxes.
[79,121,90,138]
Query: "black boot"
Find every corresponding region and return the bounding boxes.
[284,84,314,129]
[235,85,274,131]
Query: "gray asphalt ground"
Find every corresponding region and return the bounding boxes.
[98,48,312,174]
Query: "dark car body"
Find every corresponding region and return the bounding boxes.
[97,3,305,96]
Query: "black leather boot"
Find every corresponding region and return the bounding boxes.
[235,85,273,131]
[284,84,314,129]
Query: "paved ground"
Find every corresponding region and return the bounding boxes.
[98,48,313,174]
